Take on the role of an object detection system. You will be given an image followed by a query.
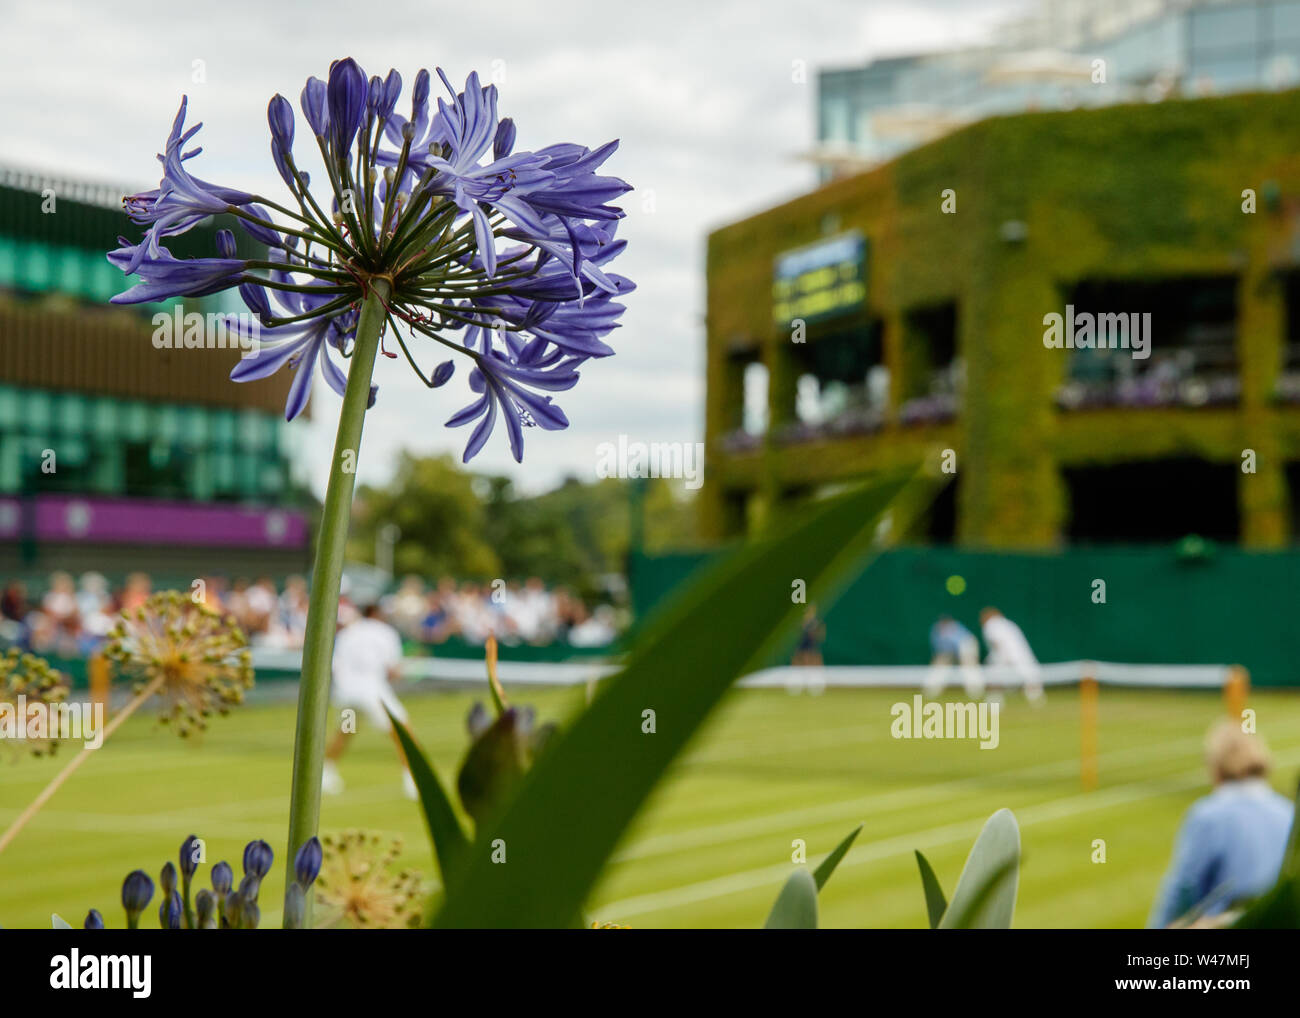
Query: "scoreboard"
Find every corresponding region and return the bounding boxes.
[772,232,867,326]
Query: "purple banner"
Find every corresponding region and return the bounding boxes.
[0,495,308,549]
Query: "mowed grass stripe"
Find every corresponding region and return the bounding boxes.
[590,745,1300,927]
[1,686,1295,928]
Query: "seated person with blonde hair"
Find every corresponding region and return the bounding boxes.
[1148,720,1295,927]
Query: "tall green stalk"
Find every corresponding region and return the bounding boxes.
[283,277,390,927]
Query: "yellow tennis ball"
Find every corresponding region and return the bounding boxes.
[946,575,966,596]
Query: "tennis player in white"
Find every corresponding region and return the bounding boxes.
[322,602,417,799]
[980,606,1045,703]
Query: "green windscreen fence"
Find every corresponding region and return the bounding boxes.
[629,544,1300,687]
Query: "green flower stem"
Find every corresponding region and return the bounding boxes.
[283,277,390,928]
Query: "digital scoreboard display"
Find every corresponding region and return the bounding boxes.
[772,232,867,326]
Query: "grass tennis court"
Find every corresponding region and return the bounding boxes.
[3,683,1298,929]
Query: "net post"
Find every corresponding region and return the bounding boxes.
[1224,665,1249,721]
[89,650,110,716]
[1080,668,1099,792]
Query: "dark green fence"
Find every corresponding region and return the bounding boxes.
[630,543,1300,687]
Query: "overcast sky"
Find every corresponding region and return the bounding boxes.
[0,0,1024,496]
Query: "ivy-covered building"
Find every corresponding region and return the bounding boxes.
[0,166,312,579]
[703,89,1300,547]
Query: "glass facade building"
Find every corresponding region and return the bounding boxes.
[815,0,1300,175]
[0,386,290,503]
[0,166,311,577]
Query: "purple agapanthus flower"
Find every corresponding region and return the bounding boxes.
[110,57,632,461]
[108,229,248,304]
[229,281,365,422]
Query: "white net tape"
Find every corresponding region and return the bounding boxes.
[249,649,1233,690]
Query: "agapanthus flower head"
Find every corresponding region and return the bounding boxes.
[0,647,70,759]
[103,591,254,735]
[314,830,425,929]
[93,833,306,931]
[110,57,633,462]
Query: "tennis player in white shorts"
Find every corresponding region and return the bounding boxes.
[322,602,417,798]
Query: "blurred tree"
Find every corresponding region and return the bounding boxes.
[350,453,501,581]
[349,454,701,596]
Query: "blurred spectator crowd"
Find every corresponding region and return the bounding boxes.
[0,571,619,656]
[378,576,618,649]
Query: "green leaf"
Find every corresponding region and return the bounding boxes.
[434,467,934,928]
[938,808,1020,929]
[813,824,863,891]
[1233,876,1300,929]
[456,710,530,824]
[914,850,948,929]
[1280,776,1300,881]
[940,857,1018,930]
[764,869,819,929]
[389,711,470,887]
[1234,778,1300,928]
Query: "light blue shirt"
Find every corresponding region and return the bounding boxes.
[1148,778,1295,927]
[930,620,973,657]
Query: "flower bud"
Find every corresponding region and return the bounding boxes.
[238,872,261,904]
[327,57,367,156]
[83,909,104,930]
[179,834,201,878]
[380,69,402,119]
[210,860,233,896]
[195,889,217,930]
[432,360,455,387]
[300,76,329,137]
[239,898,261,930]
[494,118,516,160]
[267,93,295,149]
[223,891,243,929]
[412,68,430,116]
[242,839,274,879]
[294,836,323,888]
[159,860,177,897]
[121,870,154,922]
[159,890,182,930]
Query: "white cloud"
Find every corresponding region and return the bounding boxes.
[0,0,1015,496]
